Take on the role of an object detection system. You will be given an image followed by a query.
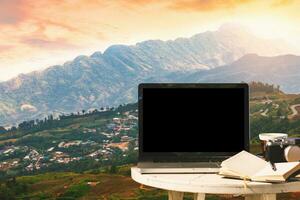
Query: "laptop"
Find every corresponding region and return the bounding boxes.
[137,83,249,174]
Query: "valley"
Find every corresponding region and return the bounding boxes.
[0,82,300,199]
[0,24,296,126]
[0,103,139,178]
[2,82,300,177]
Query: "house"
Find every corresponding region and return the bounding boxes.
[58,142,65,148]
[107,142,129,151]
[106,123,116,129]
[88,150,101,157]
[3,149,14,154]
[128,115,138,120]
[26,163,34,171]
[121,135,133,142]
[47,147,55,152]
[87,181,99,186]
[113,117,121,123]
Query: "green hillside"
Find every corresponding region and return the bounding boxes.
[1,165,299,200]
[0,103,139,179]
[249,82,300,142]
[1,82,300,199]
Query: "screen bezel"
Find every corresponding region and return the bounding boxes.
[138,83,249,162]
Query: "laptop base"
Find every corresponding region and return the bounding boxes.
[137,162,220,174]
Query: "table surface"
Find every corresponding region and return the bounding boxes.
[131,167,300,194]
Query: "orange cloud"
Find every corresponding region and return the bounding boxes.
[21,38,79,50]
[168,0,254,11]
[0,0,299,81]
[0,45,13,53]
[0,0,29,24]
[0,0,108,52]
[119,0,163,7]
[272,0,294,7]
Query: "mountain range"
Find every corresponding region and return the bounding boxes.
[0,24,298,126]
[181,54,300,92]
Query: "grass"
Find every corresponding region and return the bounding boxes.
[6,162,300,200]
[17,172,79,184]
[0,138,17,145]
[2,91,300,199]
[15,170,141,199]
[59,182,91,199]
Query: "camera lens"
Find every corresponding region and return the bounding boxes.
[284,146,300,162]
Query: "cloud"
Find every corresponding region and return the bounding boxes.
[37,19,79,33]
[21,38,79,50]
[0,45,13,53]
[272,0,294,7]
[122,0,159,5]
[0,0,29,24]
[0,0,298,81]
[118,0,166,8]
[168,0,254,12]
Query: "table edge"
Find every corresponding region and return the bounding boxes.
[131,167,300,194]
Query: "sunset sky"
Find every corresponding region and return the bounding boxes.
[0,0,299,81]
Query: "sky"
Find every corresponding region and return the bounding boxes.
[0,0,299,81]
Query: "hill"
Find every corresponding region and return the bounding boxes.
[0,83,300,199]
[0,103,139,179]
[0,24,294,126]
[182,54,300,93]
[1,82,300,178]
[1,166,299,200]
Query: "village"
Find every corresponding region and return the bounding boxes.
[0,110,138,172]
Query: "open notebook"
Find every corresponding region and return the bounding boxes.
[219,151,300,182]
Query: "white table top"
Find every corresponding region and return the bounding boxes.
[131,167,300,194]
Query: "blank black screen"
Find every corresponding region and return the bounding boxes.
[142,87,246,153]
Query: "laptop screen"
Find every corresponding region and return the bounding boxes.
[139,84,249,156]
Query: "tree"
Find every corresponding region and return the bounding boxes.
[48,115,53,121]
[9,126,17,132]
[0,126,7,134]
[109,165,118,174]
[93,109,98,113]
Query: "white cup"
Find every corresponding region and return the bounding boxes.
[259,133,288,141]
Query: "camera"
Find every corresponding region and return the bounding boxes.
[265,137,300,163]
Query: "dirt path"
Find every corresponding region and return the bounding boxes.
[288,104,300,119]
[261,108,269,117]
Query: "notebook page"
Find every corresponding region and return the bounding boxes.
[252,162,300,181]
[221,151,268,177]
